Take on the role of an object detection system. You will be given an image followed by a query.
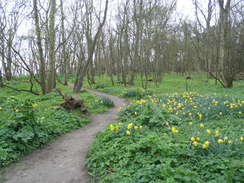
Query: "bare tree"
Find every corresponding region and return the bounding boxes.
[73,0,109,93]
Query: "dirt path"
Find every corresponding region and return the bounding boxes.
[0,88,126,183]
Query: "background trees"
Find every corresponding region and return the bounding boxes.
[0,0,243,94]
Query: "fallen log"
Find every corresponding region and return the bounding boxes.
[55,89,87,113]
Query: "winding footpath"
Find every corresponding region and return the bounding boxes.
[0,88,126,183]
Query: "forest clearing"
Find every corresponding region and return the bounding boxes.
[0,0,244,182]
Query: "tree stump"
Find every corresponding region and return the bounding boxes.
[55,89,87,113]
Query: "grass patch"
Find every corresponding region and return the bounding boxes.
[82,73,244,99]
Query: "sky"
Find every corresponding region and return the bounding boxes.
[105,0,200,29]
[5,0,207,38]
[112,0,197,18]
[176,0,196,19]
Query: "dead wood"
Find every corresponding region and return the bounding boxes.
[55,89,87,113]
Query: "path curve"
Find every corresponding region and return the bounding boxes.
[0,88,127,183]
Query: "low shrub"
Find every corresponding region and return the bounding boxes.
[0,98,49,167]
[86,93,244,182]
[122,88,153,99]
[98,97,114,108]
[95,84,107,89]
[0,96,89,167]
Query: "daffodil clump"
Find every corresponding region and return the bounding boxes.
[108,122,143,137]
[159,93,244,121]
[88,92,244,183]
[177,119,243,152]
[135,99,147,105]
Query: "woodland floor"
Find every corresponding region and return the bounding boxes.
[0,87,127,183]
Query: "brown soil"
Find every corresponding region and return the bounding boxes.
[0,88,127,183]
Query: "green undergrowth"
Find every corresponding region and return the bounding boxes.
[0,80,111,167]
[86,93,244,183]
[82,74,244,99]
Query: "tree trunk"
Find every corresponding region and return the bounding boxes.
[33,0,46,94]
[47,0,57,92]
[0,70,3,87]
[218,0,233,88]
[6,37,13,81]
[60,0,68,85]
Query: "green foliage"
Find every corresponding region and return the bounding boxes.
[95,84,107,89]
[158,92,244,121]
[83,74,244,99]
[0,98,49,166]
[0,82,108,167]
[122,88,153,99]
[98,97,114,108]
[86,93,244,182]
[122,88,143,98]
[0,96,89,167]
[119,99,179,129]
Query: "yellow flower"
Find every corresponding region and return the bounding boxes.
[196,137,200,141]
[168,107,173,113]
[191,137,196,141]
[228,140,233,144]
[0,106,2,110]
[109,124,115,131]
[212,99,219,105]
[206,129,211,134]
[217,139,224,144]
[202,144,208,149]
[134,126,138,130]
[188,112,192,117]
[224,136,228,141]
[215,130,220,137]
[140,125,143,129]
[162,104,167,108]
[16,109,20,113]
[238,111,242,115]
[127,123,133,129]
[32,103,38,107]
[126,130,131,136]
[204,141,210,145]
[177,103,183,109]
[240,136,243,141]
[188,122,193,126]
[224,101,229,105]
[192,141,198,146]
[229,103,237,108]
[197,112,202,120]
[137,99,146,105]
[171,126,179,133]
[199,123,205,128]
